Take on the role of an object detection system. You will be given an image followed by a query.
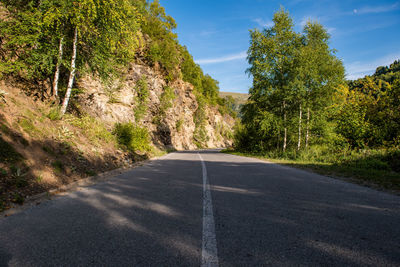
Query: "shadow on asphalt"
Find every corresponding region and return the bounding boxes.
[0,152,399,266]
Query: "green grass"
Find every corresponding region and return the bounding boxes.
[65,114,115,145]
[223,147,400,192]
[47,107,62,121]
[18,118,37,135]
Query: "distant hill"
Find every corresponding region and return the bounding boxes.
[219,92,249,115]
[219,92,249,104]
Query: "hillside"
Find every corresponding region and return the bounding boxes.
[219,92,249,115]
[219,92,249,105]
[0,1,235,211]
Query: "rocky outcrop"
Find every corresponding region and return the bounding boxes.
[77,63,234,150]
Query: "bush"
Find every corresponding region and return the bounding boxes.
[176,118,183,132]
[193,94,209,147]
[133,76,149,123]
[113,123,151,153]
[154,86,176,125]
[47,107,62,121]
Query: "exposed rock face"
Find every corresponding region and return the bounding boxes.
[77,63,234,150]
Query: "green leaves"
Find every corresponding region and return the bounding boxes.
[240,8,345,152]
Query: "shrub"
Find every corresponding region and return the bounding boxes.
[193,94,209,147]
[47,107,62,121]
[133,76,149,123]
[113,122,151,153]
[176,118,184,132]
[154,86,176,125]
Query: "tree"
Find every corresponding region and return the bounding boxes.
[293,21,344,149]
[245,7,299,151]
[239,8,344,153]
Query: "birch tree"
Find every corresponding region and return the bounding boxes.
[245,8,299,151]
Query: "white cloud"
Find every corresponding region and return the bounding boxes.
[195,51,247,64]
[345,52,400,80]
[353,2,399,15]
[253,18,274,28]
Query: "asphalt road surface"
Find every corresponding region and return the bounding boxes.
[0,150,399,266]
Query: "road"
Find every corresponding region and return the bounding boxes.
[0,150,399,266]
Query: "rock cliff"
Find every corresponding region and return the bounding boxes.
[78,63,235,150]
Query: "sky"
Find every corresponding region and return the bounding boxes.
[159,0,400,93]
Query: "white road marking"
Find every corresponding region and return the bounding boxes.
[198,153,219,267]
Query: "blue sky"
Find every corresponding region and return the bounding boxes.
[159,0,400,93]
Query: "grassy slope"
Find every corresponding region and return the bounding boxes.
[0,83,164,212]
[223,149,400,194]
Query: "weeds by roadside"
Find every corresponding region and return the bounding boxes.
[223,147,400,193]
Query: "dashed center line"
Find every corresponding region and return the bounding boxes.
[198,153,219,267]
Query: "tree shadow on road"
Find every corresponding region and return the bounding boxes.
[0,152,399,266]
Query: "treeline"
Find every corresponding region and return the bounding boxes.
[236,8,400,154]
[339,60,400,148]
[0,0,228,118]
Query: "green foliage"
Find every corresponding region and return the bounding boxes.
[0,0,225,127]
[113,122,151,153]
[65,114,115,144]
[154,86,176,124]
[217,95,237,117]
[0,0,141,110]
[193,94,209,147]
[160,86,175,111]
[18,118,37,135]
[239,7,344,153]
[133,76,149,123]
[175,118,184,132]
[47,107,63,121]
[141,0,179,80]
[224,147,400,191]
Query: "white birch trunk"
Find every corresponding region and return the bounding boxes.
[283,101,287,152]
[61,28,78,115]
[52,36,64,97]
[297,103,302,151]
[306,107,310,148]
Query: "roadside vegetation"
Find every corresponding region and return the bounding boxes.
[231,8,400,192]
[0,0,234,128]
[0,0,236,211]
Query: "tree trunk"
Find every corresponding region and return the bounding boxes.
[52,36,64,97]
[306,107,310,148]
[283,101,287,152]
[297,103,302,151]
[61,28,78,115]
[277,128,280,150]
